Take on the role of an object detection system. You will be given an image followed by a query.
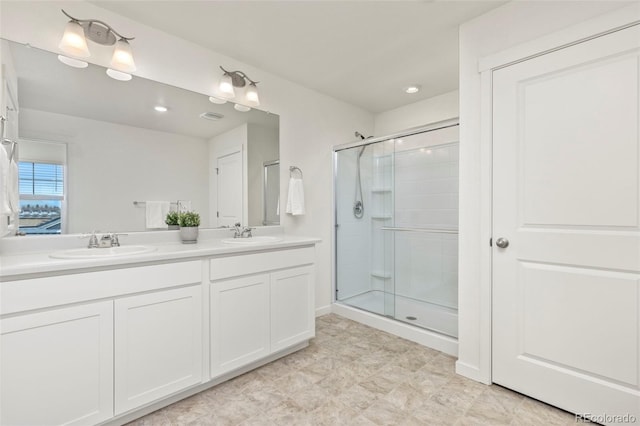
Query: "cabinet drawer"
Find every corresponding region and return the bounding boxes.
[1,261,202,316]
[210,246,314,281]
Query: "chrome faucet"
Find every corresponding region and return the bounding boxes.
[87,231,99,248]
[231,223,253,238]
[83,231,127,248]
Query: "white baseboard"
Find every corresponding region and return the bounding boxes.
[332,302,458,357]
[315,305,332,317]
[455,360,491,385]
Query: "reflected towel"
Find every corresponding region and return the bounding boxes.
[145,201,170,229]
[285,177,305,216]
[0,146,11,215]
[8,158,18,214]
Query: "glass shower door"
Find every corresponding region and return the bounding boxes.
[335,139,394,317]
[389,128,459,337]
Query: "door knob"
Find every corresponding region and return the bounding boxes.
[495,237,509,248]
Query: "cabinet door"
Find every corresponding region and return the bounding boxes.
[114,286,202,414]
[270,266,315,352]
[1,301,114,426]
[210,274,270,377]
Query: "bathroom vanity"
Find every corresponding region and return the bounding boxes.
[0,235,318,426]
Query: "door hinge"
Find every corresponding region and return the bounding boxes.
[216,211,219,218]
[216,168,219,175]
[489,237,493,247]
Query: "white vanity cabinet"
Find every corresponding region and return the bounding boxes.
[270,266,315,352]
[210,273,271,376]
[0,239,318,426]
[114,285,203,414]
[0,301,114,426]
[209,246,316,378]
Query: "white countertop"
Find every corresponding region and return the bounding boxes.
[0,236,320,280]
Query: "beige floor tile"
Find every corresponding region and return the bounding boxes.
[128,314,577,426]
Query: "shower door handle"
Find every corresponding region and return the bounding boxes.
[495,237,509,248]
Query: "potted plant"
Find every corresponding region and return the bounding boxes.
[165,211,180,230]
[178,211,200,244]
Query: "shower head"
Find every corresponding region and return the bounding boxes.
[355,131,366,140]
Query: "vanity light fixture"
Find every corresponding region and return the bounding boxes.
[58,9,136,81]
[217,66,260,110]
[404,84,421,94]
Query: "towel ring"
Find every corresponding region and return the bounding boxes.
[289,166,303,178]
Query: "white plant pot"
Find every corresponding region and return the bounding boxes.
[180,226,199,244]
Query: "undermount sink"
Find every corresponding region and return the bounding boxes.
[221,236,283,244]
[49,245,157,259]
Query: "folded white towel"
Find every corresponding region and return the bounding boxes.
[145,201,170,229]
[285,177,305,216]
[0,146,12,215]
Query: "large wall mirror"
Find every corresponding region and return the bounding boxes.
[2,39,279,235]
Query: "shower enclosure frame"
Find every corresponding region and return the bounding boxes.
[331,118,460,356]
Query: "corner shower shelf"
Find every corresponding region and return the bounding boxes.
[371,215,392,220]
[370,270,392,279]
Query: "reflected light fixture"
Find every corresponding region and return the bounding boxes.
[58,9,136,81]
[217,66,260,111]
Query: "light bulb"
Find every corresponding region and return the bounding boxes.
[58,20,90,58]
[245,83,260,107]
[219,74,235,98]
[110,39,136,72]
[234,104,251,112]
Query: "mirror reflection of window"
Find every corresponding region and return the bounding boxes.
[17,140,66,235]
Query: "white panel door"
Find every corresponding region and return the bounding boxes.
[1,301,114,426]
[114,286,202,414]
[210,274,270,377]
[270,266,315,352]
[493,25,640,423]
[217,150,243,226]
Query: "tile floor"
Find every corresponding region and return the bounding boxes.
[128,314,577,425]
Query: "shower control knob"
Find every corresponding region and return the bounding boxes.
[495,237,509,248]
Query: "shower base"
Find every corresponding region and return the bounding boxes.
[339,290,458,338]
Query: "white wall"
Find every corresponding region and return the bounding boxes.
[0,1,374,314]
[457,1,635,384]
[20,108,209,234]
[374,90,458,137]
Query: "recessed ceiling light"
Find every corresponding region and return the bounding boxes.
[154,106,168,112]
[209,96,227,105]
[404,85,421,94]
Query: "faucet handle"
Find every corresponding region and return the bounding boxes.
[110,233,128,247]
[81,230,100,248]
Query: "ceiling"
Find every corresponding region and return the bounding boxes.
[91,1,506,113]
[9,41,278,140]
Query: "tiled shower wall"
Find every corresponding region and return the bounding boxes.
[393,140,459,309]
